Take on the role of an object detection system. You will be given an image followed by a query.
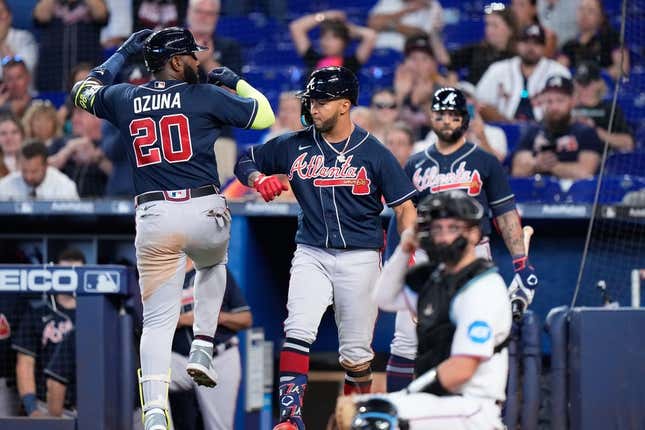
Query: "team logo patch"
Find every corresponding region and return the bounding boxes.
[288,154,372,195]
[0,314,10,340]
[153,81,166,89]
[413,161,483,196]
[467,321,491,344]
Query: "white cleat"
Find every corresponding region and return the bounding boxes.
[186,342,218,388]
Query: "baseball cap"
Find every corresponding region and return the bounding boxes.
[542,75,574,95]
[404,35,433,57]
[519,24,546,45]
[574,61,602,85]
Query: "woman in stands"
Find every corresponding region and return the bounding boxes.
[558,0,629,81]
[22,100,61,149]
[443,2,518,85]
[290,9,376,77]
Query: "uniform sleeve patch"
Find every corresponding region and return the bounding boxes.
[467,321,492,344]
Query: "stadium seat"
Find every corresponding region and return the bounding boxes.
[509,176,562,203]
[562,175,645,204]
[604,152,645,176]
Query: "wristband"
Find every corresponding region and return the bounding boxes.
[22,393,38,415]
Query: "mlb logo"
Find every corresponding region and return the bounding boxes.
[83,271,121,293]
[154,81,166,89]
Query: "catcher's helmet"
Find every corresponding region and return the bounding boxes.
[351,398,407,430]
[431,87,470,130]
[143,27,207,72]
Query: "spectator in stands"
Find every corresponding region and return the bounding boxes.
[262,91,302,144]
[0,146,7,178]
[441,2,517,85]
[0,1,38,82]
[187,0,243,76]
[290,10,376,76]
[134,0,187,31]
[512,76,602,179]
[368,0,444,52]
[48,107,112,197]
[350,106,374,133]
[368,88,399,143]
[100,0,132,50]
[396,35,448,139]
[0,140,79,200]
[538,0,580,49]
[22,100,61,149]
[558,0,629,81]
[416,82,508,161]
[33,0,109,91]
[476,23,570,122]
[169,260,252,430]
[511,0,557,57]
[43,249,85,418]
[572,61,634,152]
[0,113,23,172]
[0,57,34,120]
[12,248,80,417]
[384,121,414,167]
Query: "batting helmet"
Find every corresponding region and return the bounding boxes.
[143,27,207,72]
[350,398,407,430]
[431,87,470,133]
[297,66,359,126]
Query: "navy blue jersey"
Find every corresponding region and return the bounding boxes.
[516,123,603,163]
[44,331,76,408]
[12,300,75,401]
[236,126,417,249]
[405,143,516,236]
[89,80,259,194]
[0,296,29,379]
[172,268,250,357]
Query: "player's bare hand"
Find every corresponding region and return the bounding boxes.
[207,67,241,89]
[117,29,153,57]
[400,227,418,254]
[253,173,289,202]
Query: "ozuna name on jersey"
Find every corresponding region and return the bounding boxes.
[413,161,483,196]
[288,154,371,195]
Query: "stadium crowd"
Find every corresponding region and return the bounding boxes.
[0,0,643,428]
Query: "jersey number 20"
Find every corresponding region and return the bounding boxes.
[129,114,193,167]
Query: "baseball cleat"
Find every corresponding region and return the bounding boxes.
[186,342,218,387]
[143,410,167,430]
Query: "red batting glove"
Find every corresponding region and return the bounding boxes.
[253,174,288,202]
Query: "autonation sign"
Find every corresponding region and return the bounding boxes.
[0,266,127,294]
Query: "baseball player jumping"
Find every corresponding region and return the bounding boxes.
[234,66,417,430]
[385,87,539,392]
[72,27,275,430]
[336,191,512,430]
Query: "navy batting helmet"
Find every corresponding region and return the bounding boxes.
[350,398,408,430]
[431,87,470,131]
[143,27,207,72]
[297,66,359,126]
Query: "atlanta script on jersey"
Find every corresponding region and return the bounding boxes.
[235,126,416,249]
[405,142,516,235]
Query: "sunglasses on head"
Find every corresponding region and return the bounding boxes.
[484,2,506,14]
[373,102,397,110]
[1,55,25,67]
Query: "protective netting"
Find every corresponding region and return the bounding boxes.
[573,0,645,308]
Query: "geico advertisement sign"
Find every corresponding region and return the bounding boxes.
[0,268,78,292]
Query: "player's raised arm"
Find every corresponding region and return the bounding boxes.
[207,67,275,130]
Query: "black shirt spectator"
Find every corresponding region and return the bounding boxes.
[133,0,188,31]
[561,27,620,70]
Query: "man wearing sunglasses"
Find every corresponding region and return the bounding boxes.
[71,27,275,430]
[0,56,33,119]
